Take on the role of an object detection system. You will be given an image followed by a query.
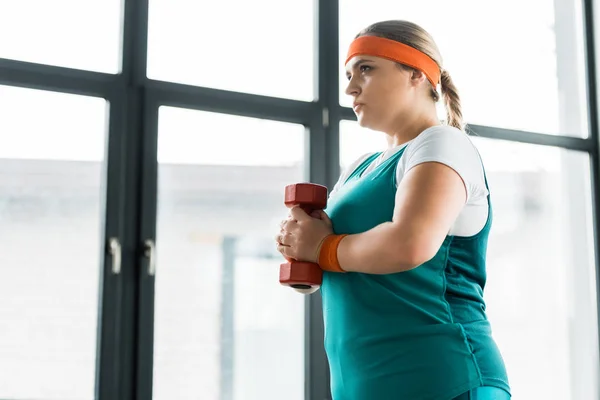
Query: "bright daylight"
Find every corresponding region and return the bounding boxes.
[0,0,599,400]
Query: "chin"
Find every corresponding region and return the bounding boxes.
[356,113,370,128]
[356,114,379,131]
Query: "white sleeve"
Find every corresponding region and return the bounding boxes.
[330,152,375,198]
[397,126,489,205]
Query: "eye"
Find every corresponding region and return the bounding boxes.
[346,65,373,80]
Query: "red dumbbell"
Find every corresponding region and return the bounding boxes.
[279,183,328,294]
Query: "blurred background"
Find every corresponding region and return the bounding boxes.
[0,0,599,399]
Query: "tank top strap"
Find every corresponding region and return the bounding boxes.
[345,152,382,184]
[363,145,408,181]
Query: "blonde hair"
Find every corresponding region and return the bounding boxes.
[356,20,464,131]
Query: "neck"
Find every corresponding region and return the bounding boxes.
[385,105,440,148]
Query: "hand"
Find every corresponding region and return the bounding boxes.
[275,207,334,263]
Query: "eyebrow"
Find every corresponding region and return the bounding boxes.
[346,58,373,73]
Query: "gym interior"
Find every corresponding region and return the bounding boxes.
[1,0,600,399]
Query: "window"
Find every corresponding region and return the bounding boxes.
[0,85,107,400]
[474,137,598,400]
[0,0,122,73]
[339,0,589,137]
[153,107,306,400]
[339,120,599,400]
[147,0,315,101]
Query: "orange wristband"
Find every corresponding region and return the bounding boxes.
[318,234,348,273]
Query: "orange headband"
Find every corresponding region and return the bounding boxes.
[345,36,441,88]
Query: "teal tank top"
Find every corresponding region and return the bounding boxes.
[322,148,510,400]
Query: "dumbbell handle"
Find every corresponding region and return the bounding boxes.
[279,183,328,294]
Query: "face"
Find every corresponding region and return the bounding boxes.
[345,55,425,133]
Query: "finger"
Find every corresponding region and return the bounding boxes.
[277,242,294,262]
[282,219,298,232]
[279,244,295,260]
[277,242,289,258]
[279,214,296,228]
[309,210,325,219]
[274,233,283,244]
[289,206,310,222]
[282,231,295,246]
[275,231,293,245]
[317,210,333,227]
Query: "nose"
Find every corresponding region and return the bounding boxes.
[345,76,360,97]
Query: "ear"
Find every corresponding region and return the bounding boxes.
[409,69,427,87]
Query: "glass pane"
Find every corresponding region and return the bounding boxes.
[0,0,122,73]
[147,0,314,101]
[339,121,599,400]
[154,107,306,400]
[474,138,598,400]
[0,86,107,400]
[339,0,589,137]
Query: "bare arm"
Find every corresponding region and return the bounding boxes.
[337,161,467,274]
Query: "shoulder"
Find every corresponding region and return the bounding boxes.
[401,125,482,171]
[397,125,488,203]
[404,125,478,161]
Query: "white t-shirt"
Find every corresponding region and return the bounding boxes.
[331,125,489,237]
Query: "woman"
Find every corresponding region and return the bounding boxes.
[276,20,511,400]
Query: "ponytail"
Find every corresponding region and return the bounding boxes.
[440,69,464,131]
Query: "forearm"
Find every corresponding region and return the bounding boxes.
[320,162,466,275]
[335,222,429,274]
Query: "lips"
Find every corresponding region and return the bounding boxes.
[353,103,364,112]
